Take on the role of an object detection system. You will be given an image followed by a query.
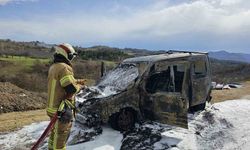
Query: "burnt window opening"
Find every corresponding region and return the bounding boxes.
[173,65,184,92]
[146,67,171,93]
[146,64,185,94]
[149,64,155,73]
[194,61,207,77]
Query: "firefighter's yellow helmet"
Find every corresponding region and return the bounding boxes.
[54,43,77,61]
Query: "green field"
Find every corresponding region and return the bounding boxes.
[0,56,50,75]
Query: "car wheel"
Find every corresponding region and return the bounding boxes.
[189,102,206,112]
[196,102,206,110]
[109,108,135,131]
[194,102,206,111]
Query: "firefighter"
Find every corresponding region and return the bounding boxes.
[47,43,85,150]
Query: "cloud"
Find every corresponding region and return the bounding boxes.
[0,0,250,51]
[0,0,37,5]
[219,0,242,6]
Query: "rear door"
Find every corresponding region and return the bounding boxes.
[143,61,188,128]
[190,55,211,106]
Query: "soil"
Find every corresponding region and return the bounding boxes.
[0,82,47,113]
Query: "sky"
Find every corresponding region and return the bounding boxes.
[0,0,250,53]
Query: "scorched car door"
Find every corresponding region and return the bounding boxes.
[191,57,210,106]
[145,62,188,128]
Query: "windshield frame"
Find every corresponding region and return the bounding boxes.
[96,63,140,92]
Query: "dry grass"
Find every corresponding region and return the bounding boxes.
[211,81,250,103]
[0,109,49,132]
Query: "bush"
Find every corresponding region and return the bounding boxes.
[73,60,101,80]
[78,50,130,61]
[31,59,50,75]
[73,60,116,82]
[0,73,47,92]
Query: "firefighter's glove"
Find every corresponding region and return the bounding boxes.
[80,85,88,90]
[76,79,86,85]
[57,100,75,124]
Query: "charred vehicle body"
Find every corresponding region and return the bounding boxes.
[76,51,212,131]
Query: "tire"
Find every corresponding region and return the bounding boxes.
[109,108,136,131]
[196,102,206,110]
[190,102,206,112]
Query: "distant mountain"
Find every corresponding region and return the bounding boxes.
[209,51,250,63]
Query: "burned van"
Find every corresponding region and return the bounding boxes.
[76,51,212,131]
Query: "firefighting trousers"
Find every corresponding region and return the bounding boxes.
[48,117,72,150]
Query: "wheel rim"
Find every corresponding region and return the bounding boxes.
[117,110,134,131]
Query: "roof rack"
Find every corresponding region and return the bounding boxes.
[166,50,208,55]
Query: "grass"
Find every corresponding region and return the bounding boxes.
[0,55,49,67]
[0,56,50,75]
[103,60,117,66]
[0,109,49,132]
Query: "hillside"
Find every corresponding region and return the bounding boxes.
[76,46,131,61]
[0,39,52,58]
[0,56,49,92]
[209,50,250,63]
[1,39,250,87]
[210,58,250,82]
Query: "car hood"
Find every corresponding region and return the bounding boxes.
[76,63,139,103]
[76,85,120,103]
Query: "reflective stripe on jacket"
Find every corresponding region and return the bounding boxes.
[47,63,80,117]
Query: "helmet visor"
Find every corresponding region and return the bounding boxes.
[69,52,77,61]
